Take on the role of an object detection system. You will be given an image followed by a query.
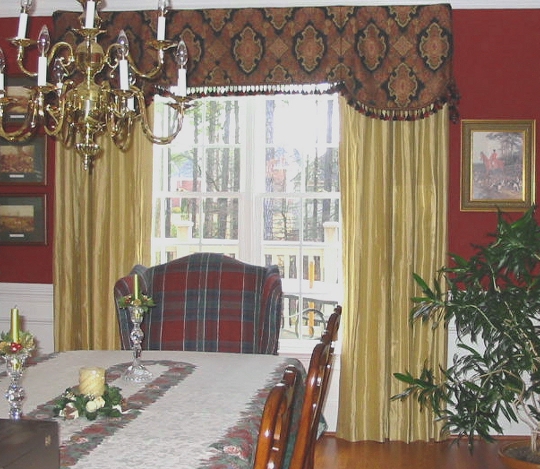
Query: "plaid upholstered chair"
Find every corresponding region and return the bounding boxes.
[114,252,282,354]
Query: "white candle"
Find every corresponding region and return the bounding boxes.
[177,68,187,97]
[133,274,139,300]
[157,16,166,41]
[79,367,106,396]
[37,56,47,86]
[119,59,129,90]
[85,0,95,29]
[17,12,28,39]
[0,73,4,92]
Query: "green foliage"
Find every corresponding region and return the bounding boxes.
[54,384,124,421]
[393,208,540,449]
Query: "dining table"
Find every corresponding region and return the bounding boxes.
[0,350,306,469]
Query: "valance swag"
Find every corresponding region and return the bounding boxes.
[53,4,458,121]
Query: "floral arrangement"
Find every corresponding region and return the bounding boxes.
[54,384,124,421]
[0,331,35,356]
[117,294,155,313]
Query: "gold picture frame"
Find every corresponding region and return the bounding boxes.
[461,119,536,211]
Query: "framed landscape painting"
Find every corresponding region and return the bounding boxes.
[0,136,46,184]
[0,195,46,244]
[461,119,536,211]
[4,76,34,123]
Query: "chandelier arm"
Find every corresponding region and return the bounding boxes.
[48,41,76,74]
[136,92,184,145]
[11,39,38,78]
[105,88,136,150]
[127,40,175,81]
[0,96,38,141]
[43,81,74,138]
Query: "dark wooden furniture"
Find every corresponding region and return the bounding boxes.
[253,365,300,469]
[290,305,342,469]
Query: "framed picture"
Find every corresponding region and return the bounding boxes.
[0,195,46,245]
[0,136,46,184]
[461,119,536,211]
[4,76,34,123]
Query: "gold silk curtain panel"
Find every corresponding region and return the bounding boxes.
[52,4,456,441]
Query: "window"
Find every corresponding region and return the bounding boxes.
[152,93,342,347]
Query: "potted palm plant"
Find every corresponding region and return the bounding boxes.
[393,208,540,467]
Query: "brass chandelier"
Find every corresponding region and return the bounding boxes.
[0,0,191,171]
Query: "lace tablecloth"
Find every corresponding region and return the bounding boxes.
[0,350,304,469]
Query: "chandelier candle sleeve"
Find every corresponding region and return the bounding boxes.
[10,308,20,344]
[85,0,95,29]
[17,13,28,39]
[0,49,4,91]
[79,367,105,396]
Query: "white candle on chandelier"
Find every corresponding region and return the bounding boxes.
[85,0,96,29]
[156,0,169,41]
[37,25,50,87]
[0,48,5,91]
[17,0,33,39]
[174,39,188,97]
[17,12,28,39]
[117,30,130,91]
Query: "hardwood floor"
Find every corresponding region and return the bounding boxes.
[314,434,514,469]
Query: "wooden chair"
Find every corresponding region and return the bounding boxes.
[114,252,282,354]
[290,307,341,469]
[253,365,300,469]
[321,305,342,345]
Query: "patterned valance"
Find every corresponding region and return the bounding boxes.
[53,5,458,121]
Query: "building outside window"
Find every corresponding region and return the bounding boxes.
[152,93,342,349]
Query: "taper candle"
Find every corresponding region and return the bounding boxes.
[133,274,140,300]
[10,307,20,343]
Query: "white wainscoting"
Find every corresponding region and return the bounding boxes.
[0,283,54,354]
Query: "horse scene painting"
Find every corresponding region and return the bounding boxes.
[471,130,524,201]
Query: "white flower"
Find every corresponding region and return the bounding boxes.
[94,396,106,409]
[86,399,100,413]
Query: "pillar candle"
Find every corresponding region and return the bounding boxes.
[133,274,139,300]
[85,0,95,29]
[10,308,20,343]
[17,12,28,39]
[79,366,106,396]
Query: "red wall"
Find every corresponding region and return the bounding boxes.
[0,17,54,284]
[1,9,540,284]
[449,9,540,258]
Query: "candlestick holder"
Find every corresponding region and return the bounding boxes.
[3,350,29,419]
[122,305,152,383]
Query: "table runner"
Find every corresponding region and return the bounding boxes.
[0,351,303,469]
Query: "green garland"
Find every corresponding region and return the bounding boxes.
[117,294,155,313]
[54,385,124,421]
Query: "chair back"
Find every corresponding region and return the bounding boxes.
[253,365,299,469]
[321,305,342,345]
[290,305,341,469]
[114,252,282,354]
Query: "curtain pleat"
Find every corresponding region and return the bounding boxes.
[336,96,448,441]
[54,124,152,351]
